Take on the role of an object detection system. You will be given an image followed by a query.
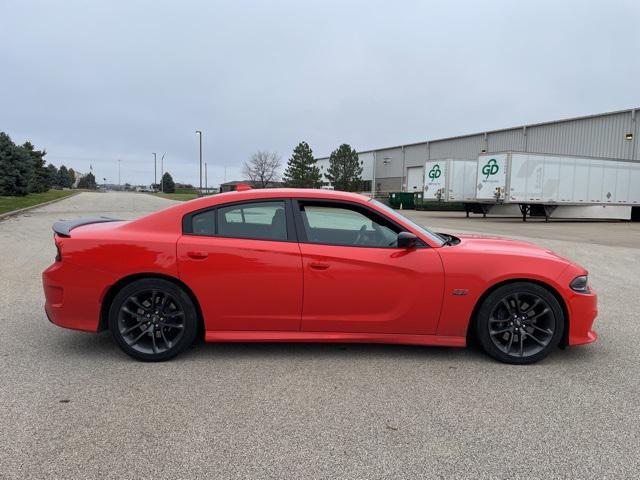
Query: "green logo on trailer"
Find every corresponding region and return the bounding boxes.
[482,158,499,179]
[428,164,442,180]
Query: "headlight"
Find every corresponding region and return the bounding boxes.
[570,275,589,293]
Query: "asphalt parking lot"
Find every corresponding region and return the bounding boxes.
[1,192,639,479]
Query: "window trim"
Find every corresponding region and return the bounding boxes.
[291,198,427,249]
[182,198,298,243]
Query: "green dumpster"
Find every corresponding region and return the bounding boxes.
[388,192,415,210]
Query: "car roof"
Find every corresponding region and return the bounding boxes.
[212,188,370,203]
[125,189,374,235]
[178,188,373,211]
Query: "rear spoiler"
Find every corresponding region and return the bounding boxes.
[52,216,122,237]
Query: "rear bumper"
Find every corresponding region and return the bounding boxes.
[42,261,114,333]
[566,287,598,346]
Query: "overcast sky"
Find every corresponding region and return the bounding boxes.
[1,0,639,186]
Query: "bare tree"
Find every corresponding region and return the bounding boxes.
[242,150,281,188]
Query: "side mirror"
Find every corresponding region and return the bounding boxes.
[397,231,418,249]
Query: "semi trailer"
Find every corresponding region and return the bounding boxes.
[423,159,477,202]
[475,152,640,221]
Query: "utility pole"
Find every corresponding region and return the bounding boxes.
[118,159,121,187]
[205,162,208,194]
[152,152,157,190]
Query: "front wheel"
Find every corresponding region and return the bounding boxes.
[476,282,564,364]
[108,278,198,361]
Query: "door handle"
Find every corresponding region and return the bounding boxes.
[187,251,208,260]
[309,261,330,270]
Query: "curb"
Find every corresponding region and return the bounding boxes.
[0,191,81,222]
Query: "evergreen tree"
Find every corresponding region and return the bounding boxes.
[282,141,322,188]
[325,144,362,191]
[68,168,76,186]
[57,165,73,188]
[47,163,59,187]
[77,172,97,189]
[0,132,32,196]
[161,172,175,193]
[22,142,50,193]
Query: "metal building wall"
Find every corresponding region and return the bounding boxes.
[398,108,638,192]
[488,128,525,152]
[315,107,638,194]
[374,147,404,180]
[525,111,635,159]
[404,144,428,168]
[376,177,403,192]
[358,152,375,181]
[429,134,485,160]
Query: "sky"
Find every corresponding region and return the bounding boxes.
[1,0,639,187]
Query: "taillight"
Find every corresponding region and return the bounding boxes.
[54,234,62,262]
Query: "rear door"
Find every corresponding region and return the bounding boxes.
[293,199,444,335]
[177,199,303,332]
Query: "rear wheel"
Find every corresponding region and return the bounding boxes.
[108,279,198,361]
[476,282,564,364]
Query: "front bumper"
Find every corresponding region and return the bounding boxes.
[566,287,598,346]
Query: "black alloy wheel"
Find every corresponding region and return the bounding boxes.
[476,282,564,364]
[109,279,198,361]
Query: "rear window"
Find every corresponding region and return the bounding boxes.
[188,201,288,241]
[218,201,287,240]
[191,210,215,235]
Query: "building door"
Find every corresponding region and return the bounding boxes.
[406,166,424,192]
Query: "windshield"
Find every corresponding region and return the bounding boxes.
[370,199,445,245]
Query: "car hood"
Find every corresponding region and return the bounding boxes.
[449,233,575,265]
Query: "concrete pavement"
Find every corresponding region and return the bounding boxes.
[1,192,638,479]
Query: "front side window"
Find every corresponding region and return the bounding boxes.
[299,203,398,247]
[217,201,287,240]
[369,199,444,245]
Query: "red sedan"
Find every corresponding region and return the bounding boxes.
[42,188,597,363]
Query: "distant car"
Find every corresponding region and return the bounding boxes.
[43,189,597,363]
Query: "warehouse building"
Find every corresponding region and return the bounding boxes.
[315,107,639,195]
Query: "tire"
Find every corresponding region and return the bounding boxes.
[108,278,198,361]
[476,282,564,365]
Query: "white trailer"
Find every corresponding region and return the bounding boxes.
[423,159,477,202]
[476,152,640,220]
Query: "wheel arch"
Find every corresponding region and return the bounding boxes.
[466,278,570,348]
[99,273,205,336]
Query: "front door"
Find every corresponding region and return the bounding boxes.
[293,200,444,335]
[177,199,303,331]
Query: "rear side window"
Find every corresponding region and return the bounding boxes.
[217,201,287,240]
[191,210,215,235]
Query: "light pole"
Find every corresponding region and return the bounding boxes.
[205,162,208,194]
[160,154,165,193]
[195,130,202,195]
[118,159,121,187]
[152,152,157,190]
